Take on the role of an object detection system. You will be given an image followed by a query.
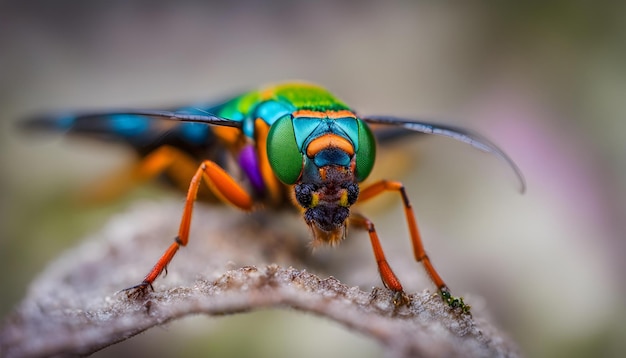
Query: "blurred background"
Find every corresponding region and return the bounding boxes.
[1,1,625,357]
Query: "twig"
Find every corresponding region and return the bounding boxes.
[0,201,520,357]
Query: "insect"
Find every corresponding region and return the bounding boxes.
[23,82,525,312]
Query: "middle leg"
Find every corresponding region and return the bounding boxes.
[350,213,409,306]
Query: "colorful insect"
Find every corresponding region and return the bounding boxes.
[23,82,525,312]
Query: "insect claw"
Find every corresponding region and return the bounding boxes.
[392,290,410,306]
[121,281,153,299]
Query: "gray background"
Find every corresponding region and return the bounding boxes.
[1,2,625,357]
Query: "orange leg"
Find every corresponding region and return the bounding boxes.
[350,213,408,306]
[357,180,470,311]
[78,145,199,203]
[125,160,254,294]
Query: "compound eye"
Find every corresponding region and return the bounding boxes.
[266,115,304,184]
[355,119,376,182]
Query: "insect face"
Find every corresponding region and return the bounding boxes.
[266,110,372,246]
[295,165,359,246]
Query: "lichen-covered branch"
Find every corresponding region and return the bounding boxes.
[0,201,519,357]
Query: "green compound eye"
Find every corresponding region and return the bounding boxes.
[355,119,376,182]
[267,115,304,184]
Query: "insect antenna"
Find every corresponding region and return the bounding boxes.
[362,115,526,193]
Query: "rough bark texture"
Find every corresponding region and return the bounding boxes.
[0,201,520,357]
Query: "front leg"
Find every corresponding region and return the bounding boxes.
[357,180,470,313]
[124,160,254,297]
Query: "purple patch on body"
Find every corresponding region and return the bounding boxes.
[238,144,265,194]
